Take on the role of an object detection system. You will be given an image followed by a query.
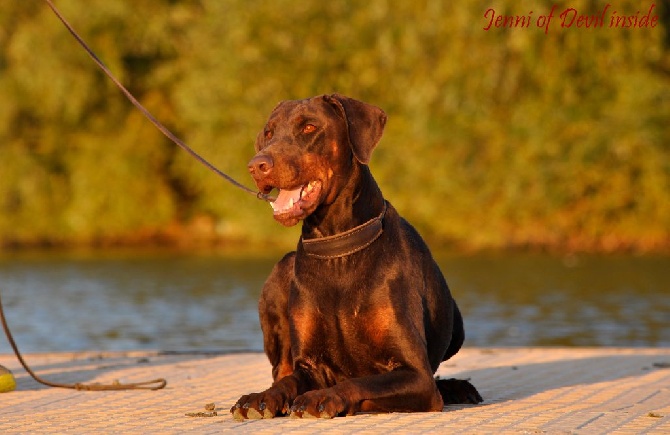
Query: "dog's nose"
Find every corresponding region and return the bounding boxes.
[248,155,274,177]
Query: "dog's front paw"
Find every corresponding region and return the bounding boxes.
[289,389,347,419]
[230,388,290,420]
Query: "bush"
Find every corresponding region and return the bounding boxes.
[0,0,668,252]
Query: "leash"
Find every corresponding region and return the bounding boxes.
[42,0,273,203]
[0,0,274,393]
[0,290,167,390]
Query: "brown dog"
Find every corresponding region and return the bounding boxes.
[231,94,481,420]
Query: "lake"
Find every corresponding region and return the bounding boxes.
[0,250,668,353]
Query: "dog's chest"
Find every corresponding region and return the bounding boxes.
[289,296,395,356]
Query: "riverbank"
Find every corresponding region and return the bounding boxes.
[1,348,669,433]
[2,232,670,258]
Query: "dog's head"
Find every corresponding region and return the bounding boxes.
[248,94,387,226]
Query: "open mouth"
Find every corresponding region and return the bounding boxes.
[270,180,322,217]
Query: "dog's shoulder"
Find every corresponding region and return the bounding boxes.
[384,202,436,260]
[262,251,296,293]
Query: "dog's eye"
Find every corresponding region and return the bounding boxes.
[302,124,316,134]
[264,129,273,140]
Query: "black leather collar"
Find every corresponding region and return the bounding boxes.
[300,202,387,259]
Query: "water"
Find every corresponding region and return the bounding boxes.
[0,250,668,353]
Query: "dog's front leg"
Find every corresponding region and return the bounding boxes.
[289,369,443,419]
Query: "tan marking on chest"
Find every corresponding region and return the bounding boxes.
[363,306,395,347]
[291,309,317,345]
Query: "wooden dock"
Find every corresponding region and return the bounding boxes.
[1,348,669,433]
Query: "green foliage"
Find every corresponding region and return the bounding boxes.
[1,0,668,252]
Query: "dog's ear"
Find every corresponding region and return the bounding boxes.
[324,94,387,165]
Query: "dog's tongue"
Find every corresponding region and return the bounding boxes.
[271,187,303,214]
